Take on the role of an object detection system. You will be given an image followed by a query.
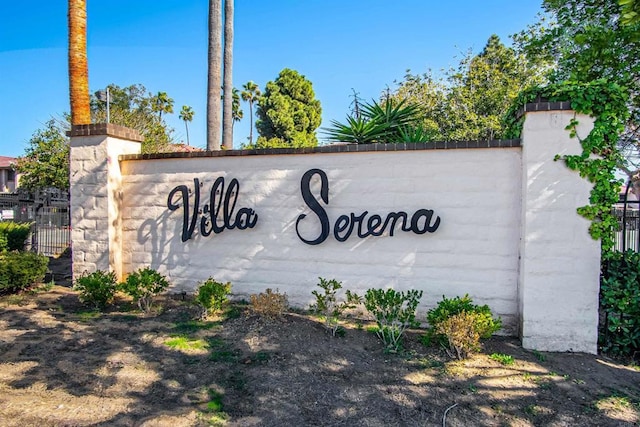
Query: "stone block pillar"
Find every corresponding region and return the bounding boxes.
[68,124,142,281]
[519,107,600,353]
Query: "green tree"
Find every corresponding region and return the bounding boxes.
[232,87,243,138]
[255,68,322,148]
[91,83,175,153]
[514,0,639,182]
[179,105,195,145]
[16,119,70,191]
[151,91,174,120]
[241,80,261,145]
[386,35,545,141]
[620,0,640,25]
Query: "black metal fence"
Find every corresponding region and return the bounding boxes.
[0,189,70,256]
[613,182,640,253]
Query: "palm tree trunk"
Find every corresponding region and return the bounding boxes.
[184,121,190,146]
[222,0,234,149]
[207,0,223,150]
[68,0,91,125]
[249,101,254,145]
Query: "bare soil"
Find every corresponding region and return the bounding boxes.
[0,283,639,427]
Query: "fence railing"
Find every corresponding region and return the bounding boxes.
[0,190,70,256]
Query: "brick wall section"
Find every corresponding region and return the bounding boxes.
[69,124,141,279]
[67,123,144,142]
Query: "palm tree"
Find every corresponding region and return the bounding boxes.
[232,88,243,143]
[207,0,223,150]
[179,105,195,145]
[68,0,91,125]
[222,0,235,149]
[152,91,174,120]
[241,81,261,145]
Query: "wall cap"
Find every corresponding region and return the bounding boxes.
[119,139,521,161]
[67,123,144,142]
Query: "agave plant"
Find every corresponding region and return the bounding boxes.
[323,99,423,144]
[323,116,390,144]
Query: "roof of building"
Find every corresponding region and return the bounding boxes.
[0,156,17,168]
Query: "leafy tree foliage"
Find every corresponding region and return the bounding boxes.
[386,35,546,142]
[16,119,70,191]
[255,68,322,148]
[151,91,174,119]
[19,84,184,191]
[91,84,176,153]
[514,0,640,179]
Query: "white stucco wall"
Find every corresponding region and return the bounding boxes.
[120,148,522,332]
[68,110,603,353]
[519,111,600,353]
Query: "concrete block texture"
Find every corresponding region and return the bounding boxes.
[69,110,601,353]
[519,111,599,354]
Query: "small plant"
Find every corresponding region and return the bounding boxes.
[532,350,546,362]
[73,270,118,309]
[363,288,423,352]
[425,294,501,358]
[490,353,515,365]
[310,277,361,336]
[249,288,288,319]
[0,251,49,294]
[435,311,483,359]
[120,267,170,312]
[165,335,209,352]
[195,278,232,318]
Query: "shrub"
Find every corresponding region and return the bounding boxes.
[0,251,49,293]
[426,294,501,359]
[310,277,361,336]
[120,267,170,312]
[600,250,640,356]
[0,222,32,252]
[196,278,232,318]
[249,288,288,319]
[73,270,118,309]
[363,288,422,352]
[436,312,483,359]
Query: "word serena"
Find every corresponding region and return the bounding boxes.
[295,169,441,245]
[167,169,441,244]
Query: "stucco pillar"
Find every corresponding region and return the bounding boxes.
[68,124,142,281]
[519,107,600,354]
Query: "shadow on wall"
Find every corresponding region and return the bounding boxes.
[124,150,522,334]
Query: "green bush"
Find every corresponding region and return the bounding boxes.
[425,294,501,358]
[310,277,361,336]
[363,288,422,352]
[0,251,49,293]
[74,270,118,309]
[0,222,32,252]
[196,278,231,318]
[600,250,640,356]
[120,267,170,312]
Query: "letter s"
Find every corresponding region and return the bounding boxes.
[296,168,330,245]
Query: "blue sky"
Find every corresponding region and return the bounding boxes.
[0,1,542,157]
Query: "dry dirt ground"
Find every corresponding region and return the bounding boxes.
[0,282,639,427]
